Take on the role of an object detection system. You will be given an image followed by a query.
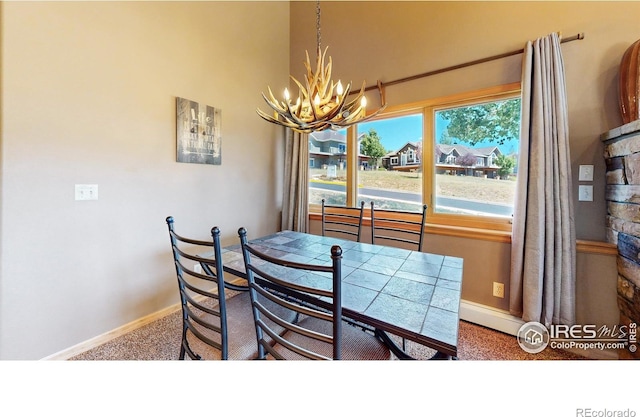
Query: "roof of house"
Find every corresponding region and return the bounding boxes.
[436,143,501,157]
[309,130,346,143]
[309,130,366,143]
[382,141,421,158]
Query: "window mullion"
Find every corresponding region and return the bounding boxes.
[346,126,358,207]
[423,106,435,217]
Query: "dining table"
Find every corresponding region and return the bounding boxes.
[219,230,464,359]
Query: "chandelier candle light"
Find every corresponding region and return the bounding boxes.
[257,1,385,133]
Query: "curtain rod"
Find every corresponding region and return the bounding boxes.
[365,32,585,96]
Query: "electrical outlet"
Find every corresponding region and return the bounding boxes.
[75,184,98,201]
[493,282,505,298]
[193,263,202,274]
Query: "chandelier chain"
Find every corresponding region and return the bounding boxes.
[316,0,321,54]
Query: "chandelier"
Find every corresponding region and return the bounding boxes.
[257,1,385,134]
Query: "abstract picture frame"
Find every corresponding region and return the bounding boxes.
[176,97,221,165]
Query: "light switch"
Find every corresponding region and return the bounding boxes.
[578,185,593,201]
[578,165,594,182]
[75,184,98,201]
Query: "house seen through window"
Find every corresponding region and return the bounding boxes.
[308,129,349,205]
[434,96,521,219]
[308,83,521,231]
[357,114,423,212]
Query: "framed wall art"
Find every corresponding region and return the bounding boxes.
[176,97,221,165]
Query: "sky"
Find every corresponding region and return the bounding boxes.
[357,113,519,155]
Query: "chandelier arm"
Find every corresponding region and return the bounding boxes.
[284,101,311,126]
[343,104,387,125]
[291,92,303,119]
[291,77,310,102]
[267,91,307,125]
[289,80,309,122]
[317,50,332,99]
[315,81,335,108]
[258,109,308,131]
[258,95,306,126]
[256,109,296,128]
[307,47,329,101]
[342,81,367,108]
[265,86,280,104]
[323,54,332,90]
[309,95,321,122]
[261,93,288,115]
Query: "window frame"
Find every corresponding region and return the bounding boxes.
[424,83,521,233]
[308,82,521,239]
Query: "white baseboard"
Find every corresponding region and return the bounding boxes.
[45,296,619,360]
[42,302,183,361]
[460,299,524,336]
[459,299,619,360]
[42,280,247,361]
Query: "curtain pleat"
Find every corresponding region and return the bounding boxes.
[509,33,576,327]
[281,129,309,232]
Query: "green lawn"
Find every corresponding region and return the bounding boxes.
[310,168,516,205]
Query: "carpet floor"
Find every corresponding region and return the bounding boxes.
[69,306,585,361]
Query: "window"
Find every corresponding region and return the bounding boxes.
[433,94,521,221]
[357,113,423,212]
[309,83,521,233]
[308,129,348,206]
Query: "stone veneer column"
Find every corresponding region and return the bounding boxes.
[602,120,640,359]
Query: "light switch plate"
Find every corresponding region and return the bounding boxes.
[578,165,594,182]
[578,185,593,201]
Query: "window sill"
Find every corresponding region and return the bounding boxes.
[308,212,617,255]
[309,212,510,243]
[423,223,511,243]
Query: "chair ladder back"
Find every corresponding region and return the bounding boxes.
[238,227,345,360]
[165,216,234,360]
[321,199,365,242]
[370,203,427,251]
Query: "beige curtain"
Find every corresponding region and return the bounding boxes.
[281,129,309,232]
[509,33,576,327]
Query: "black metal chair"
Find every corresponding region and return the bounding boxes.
[238,227,391,360]
[321,199,365,242]
[166,216,257,360]
[370,203,428,251]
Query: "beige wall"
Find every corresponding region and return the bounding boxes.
[0,1,289,359]
[295,2,632,327]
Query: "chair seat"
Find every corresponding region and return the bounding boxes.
[275,316,391,360]
[186,291,300,360]
[186,291,259,360]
